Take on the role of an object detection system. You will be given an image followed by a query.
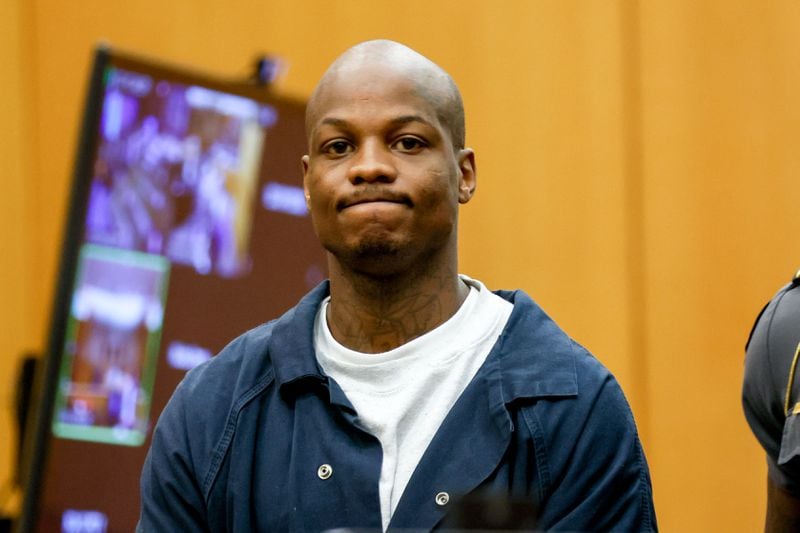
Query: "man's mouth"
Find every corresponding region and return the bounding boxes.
[337,192,412,211]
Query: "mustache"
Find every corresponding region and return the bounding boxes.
[336,188,413,210]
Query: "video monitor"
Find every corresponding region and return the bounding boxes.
[18,46,326,532]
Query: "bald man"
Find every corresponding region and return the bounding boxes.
[138,40,657,532]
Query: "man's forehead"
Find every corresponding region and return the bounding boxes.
[305,40,465,148]
[308,66,443,128]
[317,66,436,104]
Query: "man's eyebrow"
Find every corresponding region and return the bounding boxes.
[318,117,351,129]
[388,115,435,128]
[316,115,435,130]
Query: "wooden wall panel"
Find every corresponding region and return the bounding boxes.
[4,1,798,529]
[0,0,36,514]
[639,2,800,530]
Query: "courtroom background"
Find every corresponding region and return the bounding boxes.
[2,1,798,531]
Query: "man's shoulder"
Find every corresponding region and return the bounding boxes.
[470,289,655,531]
[494,288,613,397]
[187,321,276,384]
[176,282,330,403]
[171,320,280,420]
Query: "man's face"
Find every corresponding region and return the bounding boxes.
[302,65,475,277]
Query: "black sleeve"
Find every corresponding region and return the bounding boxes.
[743,282,800,497]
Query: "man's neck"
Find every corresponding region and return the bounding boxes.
[326,262,469,354]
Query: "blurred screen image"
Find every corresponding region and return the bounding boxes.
[86,67,273,277]
[52,245,168,446]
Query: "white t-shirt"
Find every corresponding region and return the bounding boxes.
[314,276,513,531]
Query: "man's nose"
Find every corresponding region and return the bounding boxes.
[347,140,397,185]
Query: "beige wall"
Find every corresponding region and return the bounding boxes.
[4,1,799,530]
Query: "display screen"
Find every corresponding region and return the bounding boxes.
[53,245,169,447]
[19,48,326,532]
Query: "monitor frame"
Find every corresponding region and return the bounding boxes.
[16,45,302,532]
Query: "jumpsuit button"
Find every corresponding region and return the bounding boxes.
[435,491,450,506]
[317,464,333,480]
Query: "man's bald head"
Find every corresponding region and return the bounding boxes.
[306,40,465,150]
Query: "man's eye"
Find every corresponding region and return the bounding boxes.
[394,137,426,152]
[324,141,352,156]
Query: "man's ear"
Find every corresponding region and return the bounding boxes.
[301,155,311,207]
[457,148,477,204]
